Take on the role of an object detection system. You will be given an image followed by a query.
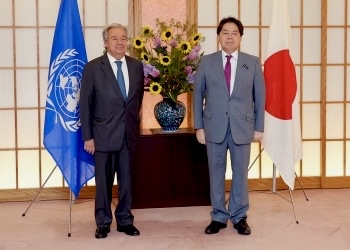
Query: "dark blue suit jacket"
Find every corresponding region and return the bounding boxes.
[80,53,144,151]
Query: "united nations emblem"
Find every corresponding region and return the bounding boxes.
[46,49,85,132]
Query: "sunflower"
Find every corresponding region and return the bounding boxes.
[132,37,144,49]
[190,33,203,44]
[141,52,150,63]
[141,26,153,37]
[178,41,192,54]
[128,18,205,102]
[160,56,171,66]
[161,28,172,41]
[149,82,162,95]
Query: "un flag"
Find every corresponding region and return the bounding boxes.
[43,0,95,198]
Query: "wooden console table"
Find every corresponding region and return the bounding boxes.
[132,128,210,209]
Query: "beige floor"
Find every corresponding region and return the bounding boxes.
[0,188,349,250]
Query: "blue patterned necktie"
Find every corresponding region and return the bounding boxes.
[115,61,127,100]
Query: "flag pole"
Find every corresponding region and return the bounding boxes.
[261,0,305,224]
[270,164,308,201]
[23,0,94,237]
[21,164,82,235]
[248,148,264,172]
[225,147,306,224]
[68,191,75,237]
[270,164,299,224]
[272,164,277,193]
[22,165,58,217]
[295,172,309,201]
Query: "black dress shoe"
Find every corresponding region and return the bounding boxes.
[205,221,227,234]
[233,218,251,235]
[117,224,140,236]
[95,226,110,239]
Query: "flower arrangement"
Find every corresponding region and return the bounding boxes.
[129,18,205,102]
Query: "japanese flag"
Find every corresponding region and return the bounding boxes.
[262,0,303,189]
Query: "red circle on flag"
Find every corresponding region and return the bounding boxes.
[264,50,297,120]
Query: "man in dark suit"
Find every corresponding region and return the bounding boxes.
[194,17,266,235]
[79,23,144,239]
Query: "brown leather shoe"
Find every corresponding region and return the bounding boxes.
[95,226,110,239]
[233,218,251,235]
[205,221,227,234]
[117,224,140,236]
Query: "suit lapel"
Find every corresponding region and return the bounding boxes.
[125,56,137,102]
[212,51,229,95]
[232,52,248,96]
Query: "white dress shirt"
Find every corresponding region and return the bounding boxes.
[107,52,129,96]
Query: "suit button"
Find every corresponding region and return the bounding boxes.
[225,112,228,115]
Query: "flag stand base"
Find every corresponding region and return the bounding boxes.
[268,163,309,224]
[226,148,309,224]
[21,165,76,237]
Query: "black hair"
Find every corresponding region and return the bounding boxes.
[217,17,244,36]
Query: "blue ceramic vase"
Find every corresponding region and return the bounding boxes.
[154,97,186,132]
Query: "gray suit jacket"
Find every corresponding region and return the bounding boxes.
[194,50,265,144]
[79,53,144,151]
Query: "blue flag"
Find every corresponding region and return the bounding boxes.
[43,0,95,198]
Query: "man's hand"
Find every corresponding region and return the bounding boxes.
[84,139,95,155]
[253,131,263,142]
[196,129,206,145]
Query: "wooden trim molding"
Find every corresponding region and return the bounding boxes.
[320,0,328,188]
[129,0,142,38]
[1,177,349,202]
[185,0,198,128]
[0,186,117,203]
[244,176,350,191]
